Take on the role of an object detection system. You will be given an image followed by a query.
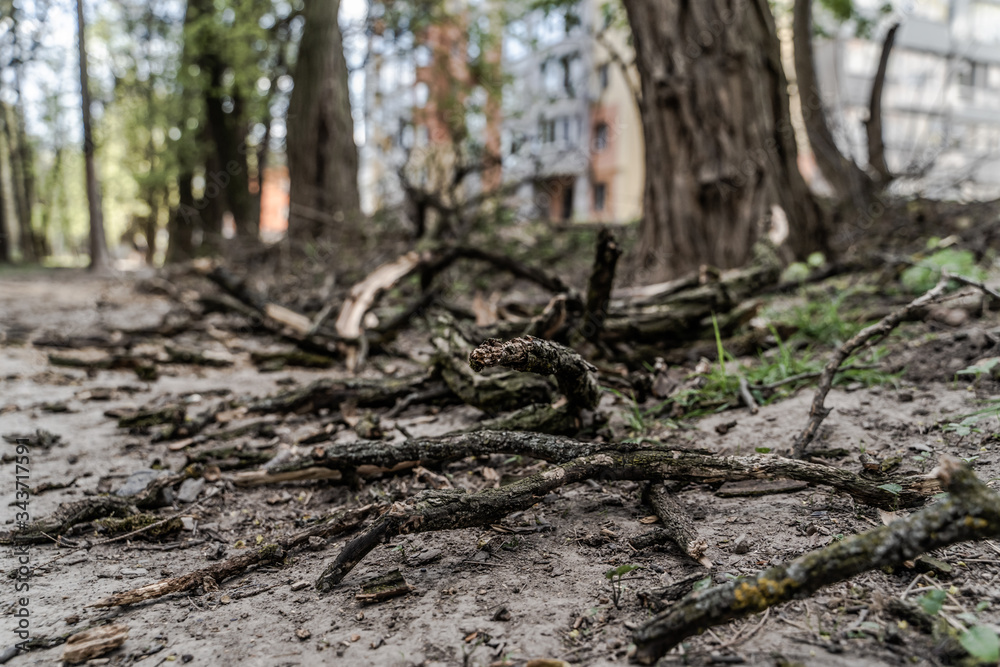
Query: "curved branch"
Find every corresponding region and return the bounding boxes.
[866,23,899,184]
[792,277,950,457]
[792,0,873,203]
[469,337,601,410]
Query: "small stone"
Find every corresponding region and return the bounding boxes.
[296,628,311,640]
[291,581,310,591]
[206,543,226,561]
[120,568,148,578]
[181,517,197,531]
[115,469,168,497]
[492,606,511,621]
[176,478,205,503]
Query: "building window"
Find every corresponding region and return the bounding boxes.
[957,60,975,87]
[598,63,609,91]
[561,183,574,220]
[539,117,556,143]
[593,183,606,211]
[593,122,609,152]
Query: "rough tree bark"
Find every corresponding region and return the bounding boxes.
[286,0,360,250]
[202,53,256,241]
[77,0,110,272]
[622,0,828,280]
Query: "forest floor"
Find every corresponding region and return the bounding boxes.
[2,254,1000,667]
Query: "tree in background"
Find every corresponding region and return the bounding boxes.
[286,0,360,254]
[793,0,897,207]
[77,0,110,272]
[0,0,47,262]
[622,0,828,280]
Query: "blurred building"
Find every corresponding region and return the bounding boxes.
[258,166,290,241]
[359,0,644,224]
[500,1,643,224]
[813,0,1000,199]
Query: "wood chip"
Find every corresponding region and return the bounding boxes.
[61,624,129,664]
[355,569,412,603]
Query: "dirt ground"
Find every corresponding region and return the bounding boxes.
[2,268,1000,667]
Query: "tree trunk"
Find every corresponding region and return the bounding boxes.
[623,0,828,281]
[1,105,37,262]
[202,54,256,241]
[286,0,360,251]
[0,131,9,263]
[77,0,110,272]
[865,23,898,185]
[793,0,873,206]
[166,172,198,263]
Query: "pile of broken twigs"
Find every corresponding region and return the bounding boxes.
[7,231,1000,664]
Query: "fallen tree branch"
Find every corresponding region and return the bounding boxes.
[792,277,951,458]
[91,504,374,608]
[431,321,555,414]
[645,483,712,567]
[315,445,939,589]
[199,265,343,359]
[946,273,1000,303]
[1,496,139,546]
[246,374,442,415]
[469,337,600,411]
[631,457,1000,663]
[737,376,759,415]
[332,246,571,369]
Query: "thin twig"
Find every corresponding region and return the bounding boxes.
[792,277,951,458]
[738,376,759,415]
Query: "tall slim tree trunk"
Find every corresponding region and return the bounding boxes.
[202,54,256,241]
[12,74,42,259]
[1,105,37,261]
[77,0,110,272]
[286,0,360,251]
[793,0,873,206]
[622,0,827,281]
[0,129,9,263]
[166,172,198,262]
[865,23,899,185]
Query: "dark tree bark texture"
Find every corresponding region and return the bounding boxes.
[622,0,828,280]
[286,0,360,249]
[77,0,110,272]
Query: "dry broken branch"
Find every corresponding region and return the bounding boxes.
[469,337,600,411]
[92,505,374,608]
[631,457,1000,663]
[645,483,712,567]
[315,442,939,589]
[792,276,951,458]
